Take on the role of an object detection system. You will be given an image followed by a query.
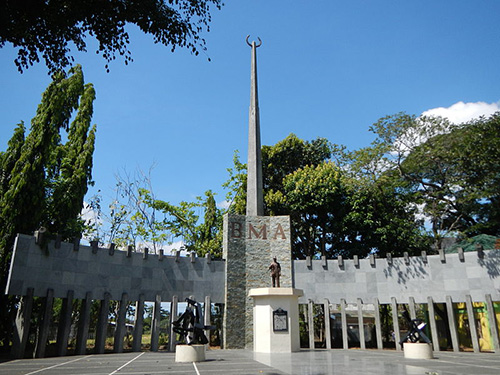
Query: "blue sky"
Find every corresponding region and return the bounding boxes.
[1,1,500,209]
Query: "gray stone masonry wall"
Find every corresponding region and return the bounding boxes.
[223,214,292,349]
[294,249,500,304]
[6,234,225,302]
[8,232,500,352]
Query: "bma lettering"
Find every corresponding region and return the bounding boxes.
[272,223,286,240]
[229,221,287,240]
[230,222,243,238]
[248,223,267,239]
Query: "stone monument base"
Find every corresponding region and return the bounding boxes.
[249,287,303,353]
[403,342,434,359]
[175,344,206,362]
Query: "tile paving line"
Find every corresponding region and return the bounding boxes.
[0,358,21,366]
[192,362,201,375]
[417,357,500,371]
[108,352,145,375]
[360,351,500,371]
[22,355,90,375]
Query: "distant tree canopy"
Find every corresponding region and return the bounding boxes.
[224,133,429,258]
[224,112,500,259]
[0,0,223,73]
[343,112,500,250]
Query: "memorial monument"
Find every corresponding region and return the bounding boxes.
[222,36,300,351]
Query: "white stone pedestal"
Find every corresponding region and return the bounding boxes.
[249,287,303,353]
[403,342,434,359]
[175,344,206,362]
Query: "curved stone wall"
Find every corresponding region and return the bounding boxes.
[293,250,500,304]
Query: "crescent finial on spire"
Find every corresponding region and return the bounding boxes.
[246,35,262,48]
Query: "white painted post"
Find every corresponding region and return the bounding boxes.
[323,299,331,349]
[357,298,365,349]
[373,298,383,349]
[341,299,348,349]
[308,299,315,349]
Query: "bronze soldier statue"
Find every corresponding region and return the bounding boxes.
[269,257,281,287]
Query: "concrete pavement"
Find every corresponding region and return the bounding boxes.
[0,349,499,375]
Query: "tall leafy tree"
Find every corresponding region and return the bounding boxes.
[339,174,429,257]
[399,112,500,242]
[282,162,347,258]
[0,0,223,73]
[0,65,96,347]
[342,111,500,249]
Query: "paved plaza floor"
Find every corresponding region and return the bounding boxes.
[0,349,499,375]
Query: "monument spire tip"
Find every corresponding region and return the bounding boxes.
[246,35,262,48]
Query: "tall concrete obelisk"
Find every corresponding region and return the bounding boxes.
[222,37,292,350]
[246,36,264,216]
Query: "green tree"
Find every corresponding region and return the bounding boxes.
[86,169,223,258]
[224,134,333,216]
[153,190,223,258]
[0,65,96,347]
[1,0,223,73]
[282,162,347,258]
[225,132,429,258]
[399,112,500,243]
[339,174,429,257]
[341,111,500,250]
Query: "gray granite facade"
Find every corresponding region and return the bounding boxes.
[293,250,500,304]
[6,232,500,353]
[223,214,292,349]
[6,234,225,302]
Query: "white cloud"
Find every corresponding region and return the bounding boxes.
[80,201,99,224]
[217,200,231,210]
[421,101,500,124]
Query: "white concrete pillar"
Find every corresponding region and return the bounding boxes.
[341,298,348,349]
[357,298,365,349]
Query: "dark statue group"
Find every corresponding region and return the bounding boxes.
[172,298,214,345]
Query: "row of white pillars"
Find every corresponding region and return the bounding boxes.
[11,291,213,359]
[305,295,500,353]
